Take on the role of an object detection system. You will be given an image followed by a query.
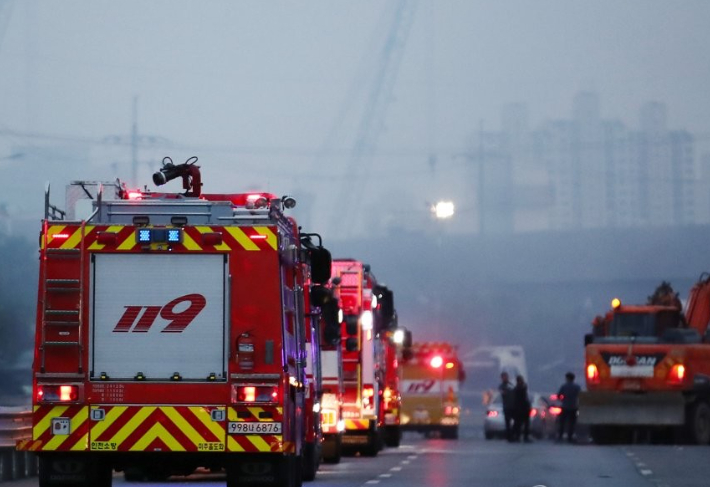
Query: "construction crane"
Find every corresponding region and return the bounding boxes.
[327,0,418,237]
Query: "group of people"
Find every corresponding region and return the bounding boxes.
[498,371,581,443]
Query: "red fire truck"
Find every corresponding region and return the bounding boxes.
[17,159,332,487]
[375,286,403,448]
[315,287,345,463]
[331,260,396,456]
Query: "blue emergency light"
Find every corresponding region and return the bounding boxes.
[136,228,182,244]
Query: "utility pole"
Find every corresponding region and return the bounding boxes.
[103,96,170,187]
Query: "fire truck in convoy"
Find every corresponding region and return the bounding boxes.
[330,259,398,455]
[400,342,463,439]
[315,286,345,463]
[581,279,710,444]
[17,158,333,487]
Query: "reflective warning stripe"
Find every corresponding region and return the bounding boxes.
[89,406,226,452]
[30,405,89,451]
[345,419,371,431]
[226,407,284,452]
[44,224,278,252]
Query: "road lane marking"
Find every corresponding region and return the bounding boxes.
[407,455,417,459]
[401,460,410,464]
[365,481,380,485]
[379,473,392,478]
[390,466,402,472]
[640,469,653,476]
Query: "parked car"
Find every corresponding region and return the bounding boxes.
[484,391,557,440]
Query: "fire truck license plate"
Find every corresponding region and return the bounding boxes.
[229,422,282,435]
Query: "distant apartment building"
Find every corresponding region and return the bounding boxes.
[469,93,705,233]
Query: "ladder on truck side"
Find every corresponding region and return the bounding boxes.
[38,194,86,377]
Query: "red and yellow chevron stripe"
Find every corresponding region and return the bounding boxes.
[345,419,371,431]
[27,405,89,451]
[43,225,278,252]
[227,406,285,453]
[89,406,225,452]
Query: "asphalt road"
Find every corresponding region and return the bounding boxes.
[7,424,710,487]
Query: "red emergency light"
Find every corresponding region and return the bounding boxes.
[36,384,80,403]
[430,356,443,368]
[232,385,279,404]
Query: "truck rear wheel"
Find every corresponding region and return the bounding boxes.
[302,441,319,481]
[322,434,342,464]
[687,401,710,444]
[441,426,459,440]
[384,426,401,447]
[39,454,112,487]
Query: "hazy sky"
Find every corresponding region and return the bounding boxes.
[1,0,709,232]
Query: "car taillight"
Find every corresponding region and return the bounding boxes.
[232,385,279,403]
[529,408,537,418]
[586,363,599,384]
[486,410,499,418]
[36,384,80,403]
[363,384,375,409]
[668,363,686,384]
[548,406,562,416]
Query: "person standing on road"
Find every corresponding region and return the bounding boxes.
[513,375,532,442]
[557,372,581,442]
[498,371,515,442]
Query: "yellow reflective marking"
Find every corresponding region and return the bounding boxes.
[117,232,136,251]
[61,226,91,249]
[90,406,127,438]
[247,435,271,451]
[181,231,202,251]
[254,227,277,250]
[162,407,204,447]
[196,227,230,251]
[34,406,68,440]
[110,406,156,447]
[228,408,238,422]
[70,433,88,451]
[130,422,184,451]
[225,227,259,251]
[227,436,245,452]
[88,225,124,250]
[43,407,87,450]
[189,407,226,439]
[44,226,66,249]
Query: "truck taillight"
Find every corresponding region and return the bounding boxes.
[36,385,80,403]
[232,385,279,404]
[362,384,375,409]
[668,364,686,384]
[430,356,443,368]
[586,363,599,384]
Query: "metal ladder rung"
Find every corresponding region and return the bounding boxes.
[45,309,79,316]
[43,341,81,347]
[46,279,80,285]
[45,321,80,327]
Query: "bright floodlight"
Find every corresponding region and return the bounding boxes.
[433,201,455,219]
[393,329,405,345]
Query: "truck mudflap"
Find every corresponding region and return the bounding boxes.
[579,391,685,426]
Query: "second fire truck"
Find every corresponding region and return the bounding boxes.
[330,259,398,455]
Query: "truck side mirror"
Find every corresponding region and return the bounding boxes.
[404,330,413,349]
[310,247,332,285]
[322,301,341,346]
[344,315,358,336]
[584,333,594,346]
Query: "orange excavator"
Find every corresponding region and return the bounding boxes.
[581,278,710,444]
